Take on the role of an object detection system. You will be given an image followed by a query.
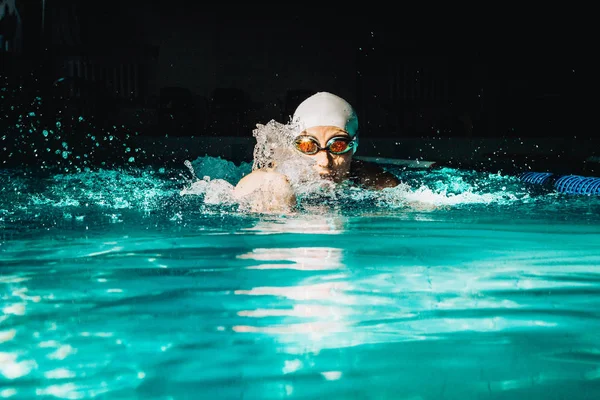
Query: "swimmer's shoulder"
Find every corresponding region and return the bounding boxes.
[233,168,296,213]
[233,168,292,199]
[350,160,401,190]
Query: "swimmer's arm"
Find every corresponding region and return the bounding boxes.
[353,160,401,190]
[369,169,401,190]
[233,169,297,213]
[354,161,437,210]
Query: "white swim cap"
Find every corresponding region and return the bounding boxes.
[292,92,359,139]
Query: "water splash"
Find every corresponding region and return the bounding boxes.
[186,156,251,185]
[174,147,596,217]
[0,167,183,233]
[251,119,298,171]
[179,156,252,206]
[179,175,236,205]
[0,74,143,171]
[180,122,337,211]
[250,120,343,197]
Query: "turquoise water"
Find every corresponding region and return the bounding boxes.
[2,158,600,399]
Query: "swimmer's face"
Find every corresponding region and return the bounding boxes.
[297,126,353,183]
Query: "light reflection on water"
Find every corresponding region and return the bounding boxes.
[5,214,600,399]
[2,163,600,398]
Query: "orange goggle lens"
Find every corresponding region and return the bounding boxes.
[295,139,319,154]
[294,137,354,155]
[328,139,350,154]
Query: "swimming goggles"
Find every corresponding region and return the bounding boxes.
[293,136,356,155]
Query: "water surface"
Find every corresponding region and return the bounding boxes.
[2,159,600,399]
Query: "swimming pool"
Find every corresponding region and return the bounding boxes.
[2,157,600,399]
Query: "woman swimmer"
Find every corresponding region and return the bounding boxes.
[233,92,400,212]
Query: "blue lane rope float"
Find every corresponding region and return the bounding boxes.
[520,172,555,185]
[519,172,600,195]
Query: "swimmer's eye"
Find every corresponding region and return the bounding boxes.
[294,137,320,155]
[327,138,352,154]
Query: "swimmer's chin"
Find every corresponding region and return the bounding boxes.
[314,170,337,180]
[317,172,348,184]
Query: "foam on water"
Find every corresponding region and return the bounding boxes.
[3,153,599,234]
[175,121,557,216]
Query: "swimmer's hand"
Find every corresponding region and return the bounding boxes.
[233,169,296,213]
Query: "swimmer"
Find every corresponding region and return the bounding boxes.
[233,92,401,212]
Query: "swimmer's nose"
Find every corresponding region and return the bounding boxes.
[314,150,332,168]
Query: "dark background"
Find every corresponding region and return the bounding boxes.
[0,1,593,170]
